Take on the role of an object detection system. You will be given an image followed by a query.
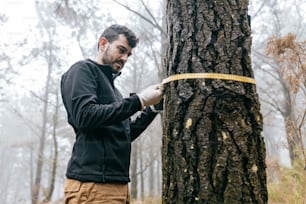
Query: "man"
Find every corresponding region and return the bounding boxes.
[61,24,164,203]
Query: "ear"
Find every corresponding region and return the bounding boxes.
[99,37,108,51]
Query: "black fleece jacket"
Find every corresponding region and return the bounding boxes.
[61,59,158,183]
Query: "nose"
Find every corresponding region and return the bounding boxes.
[121,53,129,62]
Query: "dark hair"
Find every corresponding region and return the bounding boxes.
[97,24,139,50]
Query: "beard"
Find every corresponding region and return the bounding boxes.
[101,46,124,74]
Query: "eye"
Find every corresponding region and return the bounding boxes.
[119,47,125,54]
[118,46,132,57]
[118,46,127,54]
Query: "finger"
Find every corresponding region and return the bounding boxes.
[157,84,164,92]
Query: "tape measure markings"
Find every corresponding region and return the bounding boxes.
[162,73,256,84]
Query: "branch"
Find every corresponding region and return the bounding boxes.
[258,86,284,115]
[251,1,266,20]
[8,104,41,137]
[293,0,306,39]
[140,0,165,36]
[136,152,160,176]
[113,0,166,36]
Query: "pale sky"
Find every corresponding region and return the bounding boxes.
[0,0,36,42]
[0,0,131,41]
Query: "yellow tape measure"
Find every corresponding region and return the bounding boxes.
[162,73,256,84]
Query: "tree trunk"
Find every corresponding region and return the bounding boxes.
[43,89,60,202]
[284,115,300,165]
[162,0,267,203]
[130,62,140,200]
[148,137,154,198]
[157,156,161,197]
[279,75,300,166]
[140,143,145,201]
[130,142,138,199]
[32,66,51,204]
[32,4,55,203]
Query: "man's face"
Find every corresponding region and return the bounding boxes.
[99,34,133,73]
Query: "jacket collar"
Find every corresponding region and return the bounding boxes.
[87,59,121,82]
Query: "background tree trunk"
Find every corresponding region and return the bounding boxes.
[31,54,51,204]
[31,79,48,204]
[43,89,60,202]
[139,145,145,201]
[148,136,154,198]
[162,0,268,203]
[130,143,138,199]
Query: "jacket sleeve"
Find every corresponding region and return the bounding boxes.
[130,106,158,141]
[61,62,142,129]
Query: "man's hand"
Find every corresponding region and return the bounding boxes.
[150,98,164,113]
[137,84,164,108]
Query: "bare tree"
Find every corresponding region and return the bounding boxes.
[43,87,61,202]
[28,2,65,203]
[162,0,267,203]
[251,0,306,166]
[266,33,306,167]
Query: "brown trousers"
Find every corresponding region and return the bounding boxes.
[64,178,130,204]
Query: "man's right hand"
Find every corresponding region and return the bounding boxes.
[137,84,164,108]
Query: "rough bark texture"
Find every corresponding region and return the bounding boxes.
[162,0,267,203]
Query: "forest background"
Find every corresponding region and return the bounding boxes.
[0,0,305,203]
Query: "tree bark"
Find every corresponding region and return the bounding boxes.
[130,142,138,199]
[278,69,300,166]
[284,115,300,165]
[162,0,267,203]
